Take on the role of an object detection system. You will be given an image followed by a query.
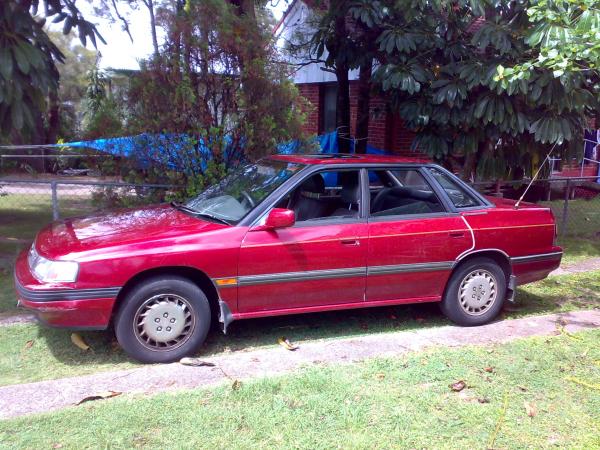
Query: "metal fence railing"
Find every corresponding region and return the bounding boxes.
[470,176,600,238]
[1,176,599,239]
[0,179,178,221]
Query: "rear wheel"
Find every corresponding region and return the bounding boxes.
[115,276,211,363]
[441,257,506,326]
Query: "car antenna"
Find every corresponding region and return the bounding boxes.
[515,143,558,209]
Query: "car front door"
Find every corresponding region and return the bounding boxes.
[237,168,368,314]
[365,168,472,303]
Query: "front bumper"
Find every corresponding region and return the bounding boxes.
[14,250,118,330]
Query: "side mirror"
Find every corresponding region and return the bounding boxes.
[252,208,295,231]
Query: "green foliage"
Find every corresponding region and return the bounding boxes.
[81,66,126,140]
[182,160,227,198]
[345,0,599,179]
[122,0,307,186]
[524,0,600,74]
[83,97,124,140]
[0,1,103,143]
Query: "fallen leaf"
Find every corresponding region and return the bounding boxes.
[76,391,121,405]
[484,367,494,373]
[179,357,216,367]
[524,401,537,417]
[52,444,63,449]
[231,380,242,391]
[278,337,299,351]
[70,333,90,351]
[24,340,34,349]
[449,380,466,392]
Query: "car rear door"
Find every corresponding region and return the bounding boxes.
[365,168,472,303]
[237,168,368,314]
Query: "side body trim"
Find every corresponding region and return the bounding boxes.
[15,279,121,302]
[510,251,563,264]
[239,267,366,286]
[215,261,454,287]
[367,261,453,276]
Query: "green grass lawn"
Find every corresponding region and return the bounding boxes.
[0,270,598,388]
[1,329,598,449]
[542,195,600,239]
[558,236,600,266]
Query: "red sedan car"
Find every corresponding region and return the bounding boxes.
[15,154,562,362]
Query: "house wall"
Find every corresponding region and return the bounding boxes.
[297,82,422,158]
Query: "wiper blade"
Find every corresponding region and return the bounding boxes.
[170,201,198,214]
[170,201,231,225]
[194,213,232,226]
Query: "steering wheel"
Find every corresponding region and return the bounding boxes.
[241,191,256,208]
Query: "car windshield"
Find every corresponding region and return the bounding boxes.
[183,159,302,224]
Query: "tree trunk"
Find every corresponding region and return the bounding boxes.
[335,64,351,153]
[355,58,372,154]
[146,0,160,59]
[333,6,351,153]
[46,89,60,145]
[228,0,271,158]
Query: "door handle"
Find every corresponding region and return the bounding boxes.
[340,239,360,246]
[448,231,465,238]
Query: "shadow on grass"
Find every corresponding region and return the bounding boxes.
[35,283,591,368]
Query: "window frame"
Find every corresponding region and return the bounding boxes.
[365,167,454,222]
[242,161,492,228]
[423,166,492,211]
[246,164,367,228]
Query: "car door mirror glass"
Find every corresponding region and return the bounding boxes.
[252,208,295,231]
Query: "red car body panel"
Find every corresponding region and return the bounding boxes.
[366,215,472,302]
[238,222,368,312]
[14,155,562,330]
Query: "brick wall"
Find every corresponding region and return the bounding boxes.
[296,83,319,136]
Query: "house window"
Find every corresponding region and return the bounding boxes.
[320,83,337,133]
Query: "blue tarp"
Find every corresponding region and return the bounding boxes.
[63,130,395,175]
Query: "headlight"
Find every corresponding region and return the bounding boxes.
[28,245,79,283]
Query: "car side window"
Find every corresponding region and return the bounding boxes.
[369,169,444,217]
[427,168,481,208]
[286,169,361,222]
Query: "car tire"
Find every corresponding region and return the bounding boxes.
[115,276,211,363]
[440,257,507,326]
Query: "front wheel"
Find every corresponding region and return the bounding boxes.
[440,258,507,326]
[115,276,211,363]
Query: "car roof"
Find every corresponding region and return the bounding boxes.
[268,153,432,165]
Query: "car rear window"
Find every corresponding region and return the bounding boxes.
[427,168,481,208]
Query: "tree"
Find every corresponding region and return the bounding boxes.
[48,31,98,140]
[0,1,104,143]
[124,0,307,186]
[290,1,382,153]
[307,0,357,152]
[82,66,124,140]
[359,0,598,179]
[501,0,600,125]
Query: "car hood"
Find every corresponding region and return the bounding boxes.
[35,204,227,260]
